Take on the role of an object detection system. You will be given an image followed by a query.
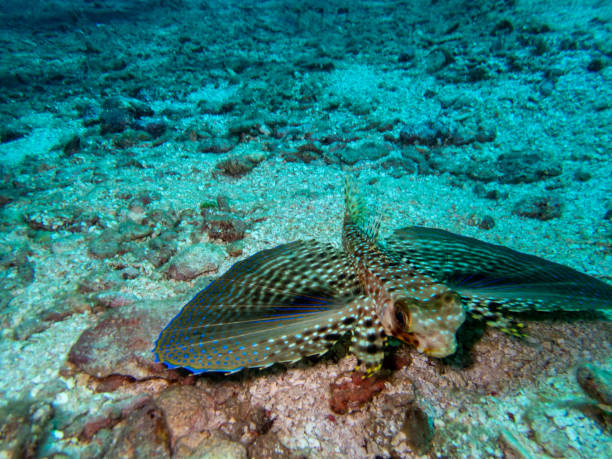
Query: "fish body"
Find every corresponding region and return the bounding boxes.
[153,178,611,374]
[341,177,465,367]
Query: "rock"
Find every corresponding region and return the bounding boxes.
[336,141,390,165]
[155,386,214,447]
[165,243,225,281]
[202,212,247,242]
[24,206,99,233]
[401,403,434,454]
[247,432,292,459]
[106,399,171,458]
[77,270,122,294]
[67,299,179,380]
[88,229,123,259]
[576,364,612,406]
[215,153,266,178]
[512,195,562,221]
[399,119,458,147]
[176,432,247,459]
[198,137,236,154]
[147,231,178,268]
[100,108,131,134]
[0,398,55,459]
[329,372,387,415]
[496,152,561,184]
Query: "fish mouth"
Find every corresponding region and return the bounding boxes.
[395,331,457,358]
[420,343,456,358]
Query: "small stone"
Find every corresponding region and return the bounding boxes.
[155,386,214,446]
[401,403,434,454]
[164,243,225,281]
[587,58,605,72]
[512,195,562,221]
[202,212,247,242]
[88,229,123,259]
[106,400,171,458]
[576,363,612,406]
[215,153,265,178]
[574,170,591,182]
[146,231,178,268]
[77,270,122,294]
[329,372,387,415]
[100,108,131,134]
[0,399,55,459]
[198,137,236,154]
[67,299,179,380]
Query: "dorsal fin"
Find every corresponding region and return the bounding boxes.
[344,176,379,243]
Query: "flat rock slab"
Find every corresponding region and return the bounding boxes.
[67,298,183,380]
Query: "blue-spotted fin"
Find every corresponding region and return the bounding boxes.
[154,240,367,373]
[381,226,612,332]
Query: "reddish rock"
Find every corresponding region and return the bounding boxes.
[202,212,247,242]
[164,243,225,281]
[155,385,214,447]
[0,399,54,458]
[79,395,151,441]
[329,372,387,415]
[247,432,293,459]
[106,399,171,458]
[66,299,183,380]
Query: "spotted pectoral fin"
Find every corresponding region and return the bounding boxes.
[154,240,364,373]
[382,226,612,312]
[155,299,362,373]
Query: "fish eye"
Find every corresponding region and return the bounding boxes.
[395,309,408,327]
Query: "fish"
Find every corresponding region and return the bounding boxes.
[153,177,612,374]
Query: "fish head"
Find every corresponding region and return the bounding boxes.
[385,291,466,358]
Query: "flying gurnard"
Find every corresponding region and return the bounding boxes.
[154,178,612,374]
